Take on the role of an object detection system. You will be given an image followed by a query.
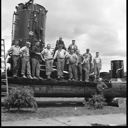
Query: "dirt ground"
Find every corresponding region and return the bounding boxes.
[2,98,126,123]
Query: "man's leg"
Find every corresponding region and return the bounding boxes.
[12,56,19,77]
[21,57,27,77]
[31,58,36,77]
[72,64,77,80]
[79,64,82,81]
[61,59,65,77]
[36,59,40,78]
[69,64,72,80]
[57,59,61,78]
[49,60,53,78]
[85,68,89,82]
[94,64,97,80]
[26,57,32,79]
[46,60,51,78]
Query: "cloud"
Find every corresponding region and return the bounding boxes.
[2,0,126,71]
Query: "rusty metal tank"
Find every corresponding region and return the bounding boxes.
[12,1,47,47]
[111,60,124,78]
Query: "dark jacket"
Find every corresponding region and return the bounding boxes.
[31,45,42,60]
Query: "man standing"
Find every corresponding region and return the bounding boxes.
[20,41,33,79]
[54,37,66,53]
[68,40,78,53]
[31,41,43,79]
[83,49,92,73]
[93,52,102,80]
[41,44,54,79]
[67,49,78,81]
[82,54,90,82]
[54,43,67,79]
[6,40,20,78]
[76,50,83,81]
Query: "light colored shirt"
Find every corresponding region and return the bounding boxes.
[67,53,78,64]
[20,46,30,57]
[77,54,83,64]
[83,57,89,64]
[8,45,20,56]
[41,48,53,60]
[93,57,102,64]
[54,49,67,59]
[83,53,92,62]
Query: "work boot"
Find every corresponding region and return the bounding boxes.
[85,80,89,82]
[22,75,27,78]
[27,75,33,79]
[80,79,82,82]
[47,76,51,80]
[57,76,61,80]
[33,76,38,79]
[37,76,43,80]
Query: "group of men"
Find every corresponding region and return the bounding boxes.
[6,37,102,82]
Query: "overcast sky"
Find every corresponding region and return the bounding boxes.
[2,0,126,72]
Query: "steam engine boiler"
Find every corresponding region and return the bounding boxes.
[12,0,47,47]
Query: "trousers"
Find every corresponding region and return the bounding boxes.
[69,63,77,80]
[77,63,82,80]
[57,58,65,77]
[12,55,20,76]
[45,59,53,76]
[31,58,40,77]
[21,56,31,75]
[94,63,101,79]
[83,63,90,81]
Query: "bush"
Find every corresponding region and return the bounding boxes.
[3,86,38,112]
[87,94,106,109]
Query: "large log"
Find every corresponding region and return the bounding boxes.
[5,77,126,101]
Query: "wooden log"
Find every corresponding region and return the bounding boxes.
[7,77,126,101]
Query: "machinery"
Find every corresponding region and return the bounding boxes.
[12,0,47,47]
[2,0,126,105]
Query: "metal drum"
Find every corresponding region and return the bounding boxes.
[111,60,124,78]
[12,2,47,47]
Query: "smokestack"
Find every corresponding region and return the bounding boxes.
[111,60,124,78]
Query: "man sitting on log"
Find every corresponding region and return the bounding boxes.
[96,78,108,96]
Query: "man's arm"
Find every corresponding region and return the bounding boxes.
[5,46,13,59]
[68,44,71,51]
[90,53,92,62]
[99,58,102,70]
[32,46,41,55]
[53,50,58,60]
[41,49,45,55]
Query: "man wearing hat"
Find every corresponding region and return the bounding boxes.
[20,41,33,79]
[6,40,20,78]
[54,37,66,55]
[68,40,78,53]
[83,49,92,73]
[93,52,102,80]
